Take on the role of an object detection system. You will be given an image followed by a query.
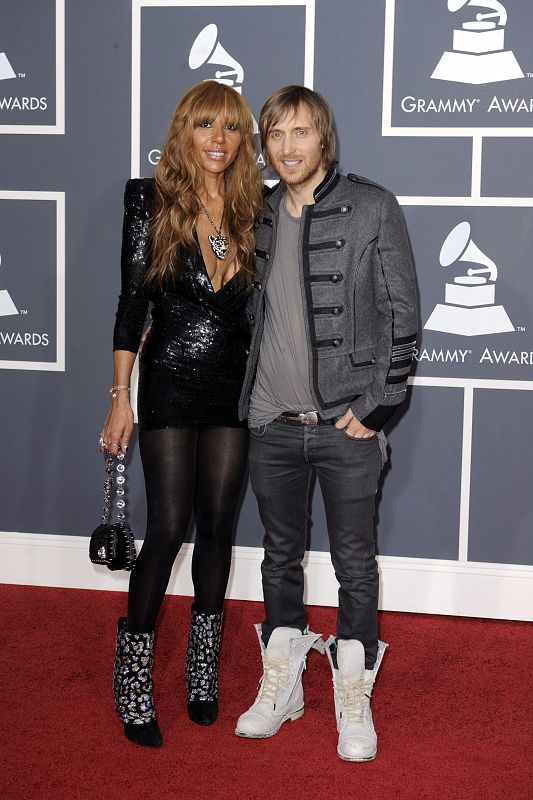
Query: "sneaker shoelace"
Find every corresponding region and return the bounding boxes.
[340,677,373,724]
[257,657,291,706]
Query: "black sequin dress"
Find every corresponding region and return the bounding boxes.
[113,178,250,430]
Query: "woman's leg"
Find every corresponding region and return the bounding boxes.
[114,427,198,746]
[127,426,197,632]
[191,425,249,612]
[185,425,248,725]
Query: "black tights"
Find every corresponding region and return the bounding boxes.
[127,426,249,633]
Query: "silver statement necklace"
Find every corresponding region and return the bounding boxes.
[198,199,228,261]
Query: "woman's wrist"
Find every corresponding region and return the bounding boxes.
[110,390,132,406]
[110,384,130,398]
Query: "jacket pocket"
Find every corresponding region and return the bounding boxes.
[349,347,375,370]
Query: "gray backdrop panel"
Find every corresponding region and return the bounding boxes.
[402,205,533,382]
[391,0,532,129]
[469,389,533,565]
[140,6,306,180]
[0,0,56,127]
[378,386,463,560]
[483,139,533,198]
[0,199,57,363]
[0,1,531,585]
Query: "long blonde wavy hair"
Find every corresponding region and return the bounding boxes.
[146,81,263,288]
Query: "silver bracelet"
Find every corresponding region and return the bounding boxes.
[110,384,130,398]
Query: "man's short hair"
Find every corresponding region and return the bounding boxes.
[259,85,337,169]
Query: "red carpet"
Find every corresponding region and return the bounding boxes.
[2,584,532,800]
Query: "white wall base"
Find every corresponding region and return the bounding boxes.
[1,531,531,621]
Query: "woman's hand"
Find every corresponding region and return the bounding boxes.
[99,394,134,456]
[99,350,137,455]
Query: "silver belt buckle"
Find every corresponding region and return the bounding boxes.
[298,411,319,426]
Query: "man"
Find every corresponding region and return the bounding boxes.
[235,86,418,761]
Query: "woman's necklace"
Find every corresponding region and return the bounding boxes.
[198,198,228,261]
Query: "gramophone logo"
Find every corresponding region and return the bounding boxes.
[189,24,244,91]
[0,254,19,317]
[431,0,524,85]
[424,222,514,337]
[0,52,17,81]
[188,24,259,134]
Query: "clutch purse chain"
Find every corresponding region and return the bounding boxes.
[89,449,137,571]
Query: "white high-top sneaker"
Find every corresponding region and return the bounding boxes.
[325,636,388,762]
[235,624,322,739]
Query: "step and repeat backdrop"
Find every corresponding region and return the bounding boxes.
[1,0,531,619]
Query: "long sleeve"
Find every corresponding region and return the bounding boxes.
[351,190,418,430]
[112,178,153,353]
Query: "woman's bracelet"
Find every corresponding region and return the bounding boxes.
[110,384,131,398]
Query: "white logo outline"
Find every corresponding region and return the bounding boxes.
[0,191,65,372]
[132,0,314,176]
[381,0,533,138]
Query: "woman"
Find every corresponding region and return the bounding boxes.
[100,81,262,748]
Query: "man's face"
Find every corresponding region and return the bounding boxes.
[265,105,325,188]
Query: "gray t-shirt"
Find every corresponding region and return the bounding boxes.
[248,197,316,427]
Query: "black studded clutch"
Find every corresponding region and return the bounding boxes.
[89,450,137,571]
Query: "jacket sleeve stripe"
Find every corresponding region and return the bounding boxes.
[388,357,414,370]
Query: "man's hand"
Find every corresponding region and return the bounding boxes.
[335,408,376,439]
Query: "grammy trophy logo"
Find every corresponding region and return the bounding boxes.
[189,24,244,90]
[431,0,524,85]
[424,221,514,337]
[0,254,19,317]
[0,51,17,81]
[188,24,259,135]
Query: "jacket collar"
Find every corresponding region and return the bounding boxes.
[265,167,339,213]
[313,168,339,202]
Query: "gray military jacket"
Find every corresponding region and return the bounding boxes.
[238,169,418,431]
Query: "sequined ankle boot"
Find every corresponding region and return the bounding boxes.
[113,617,163,747]
[185,609,223,726]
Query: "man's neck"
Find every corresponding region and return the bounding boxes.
[284,166,328,218]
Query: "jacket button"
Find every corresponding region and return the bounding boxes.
[333,339,341,347]
[332,307,341,316]
[340,205,349,214]
[255,282,262,290]
[334,239,343,249]
[331,274,340,283]
[265,254,270,260]
[249,314,255,325]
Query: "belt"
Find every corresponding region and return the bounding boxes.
[275,411,336,427]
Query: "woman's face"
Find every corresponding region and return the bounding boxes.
[192,113,242,178]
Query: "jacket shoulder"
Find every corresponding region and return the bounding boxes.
[345,173,388,193]
[340,173,398,210]
[124,177,154,214]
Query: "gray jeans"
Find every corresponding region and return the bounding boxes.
[249,419,385,668]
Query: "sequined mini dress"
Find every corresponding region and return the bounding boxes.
[113,178,250,430]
